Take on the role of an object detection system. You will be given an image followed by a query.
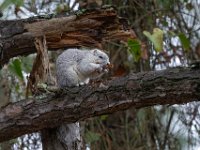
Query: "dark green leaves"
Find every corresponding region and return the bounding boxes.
[85,131,101,144]
[128,39,141,62]
[8,58,24,81]
[20,57,33,73]
[0,0,24,10]
[178,33,190,51]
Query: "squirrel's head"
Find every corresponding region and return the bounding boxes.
[92,49,110,65]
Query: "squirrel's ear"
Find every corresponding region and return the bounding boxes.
[92,49,98,55]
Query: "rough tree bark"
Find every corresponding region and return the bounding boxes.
[0,67,200,143]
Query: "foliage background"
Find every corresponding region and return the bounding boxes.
[0,0,200,149]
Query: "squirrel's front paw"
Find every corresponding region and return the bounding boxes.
[103,68,109,73]
[95,67,103,73]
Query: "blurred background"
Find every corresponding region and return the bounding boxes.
[0,0,200,149]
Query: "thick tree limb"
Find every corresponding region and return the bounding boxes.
[0,8,131,67]
[0,67,199,142]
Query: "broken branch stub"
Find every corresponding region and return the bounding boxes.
[24,8,133,49]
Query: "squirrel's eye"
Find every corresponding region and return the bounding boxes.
[99,56,103,59]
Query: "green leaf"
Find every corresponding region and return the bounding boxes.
[161,20,168,27]
[100,115,108,121]
[185,3,193,11]
[8,58,24,81]
[157,0,175,9]
[143,28,164,52]
[85,131,101,144]
[13,0,24,7]
[178,33,190,51]
[168,30,176,37]
[0,0,24,10]
[20,56,33,73]
[0,0,13,10]
[127,39,141,62]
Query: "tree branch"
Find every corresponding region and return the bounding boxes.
[0,67,199,142]
[0,8,131,67]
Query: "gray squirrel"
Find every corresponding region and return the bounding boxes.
[56,48,110,87]
[55,48,110,149]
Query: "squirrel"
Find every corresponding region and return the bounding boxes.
[56,48,111,88]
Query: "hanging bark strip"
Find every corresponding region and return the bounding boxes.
[26,36,50,95]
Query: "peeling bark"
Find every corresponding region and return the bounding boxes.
[0,8,132,67]
[0,67,199,143]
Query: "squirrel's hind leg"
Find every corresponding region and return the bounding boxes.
[63,67,80,87]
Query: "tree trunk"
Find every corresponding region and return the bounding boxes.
[41,123,82,150]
